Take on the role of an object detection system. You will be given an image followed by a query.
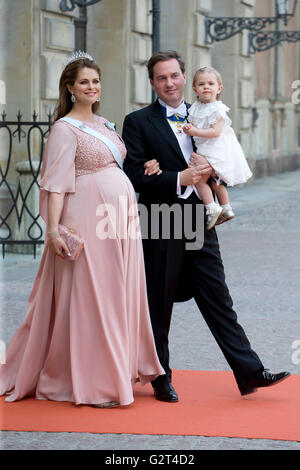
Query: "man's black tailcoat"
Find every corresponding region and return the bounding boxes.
[122,100,263,386]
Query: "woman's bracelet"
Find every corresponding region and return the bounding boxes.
[47,230,59,240]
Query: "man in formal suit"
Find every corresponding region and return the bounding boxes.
[122,50,290,402]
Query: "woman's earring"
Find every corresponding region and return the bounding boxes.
[96,97,100,102]
[71,93,76,103]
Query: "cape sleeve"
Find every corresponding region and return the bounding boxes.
[207,102,232,126]
[188,101,232,127]
[39,121,77,225]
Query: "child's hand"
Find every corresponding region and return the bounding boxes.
[183,123,195,135]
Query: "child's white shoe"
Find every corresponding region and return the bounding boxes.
[215,208,235,225]
[206,205,223,230]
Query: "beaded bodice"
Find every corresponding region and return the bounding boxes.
[63,115,126,176]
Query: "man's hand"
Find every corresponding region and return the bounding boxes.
[180,163,212,186]
[189,152,211,168]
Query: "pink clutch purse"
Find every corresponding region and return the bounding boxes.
[58,224,84,261]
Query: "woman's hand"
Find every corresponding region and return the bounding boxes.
[48,235,71,259]
[144,159,162,176]
[47,193,67,258]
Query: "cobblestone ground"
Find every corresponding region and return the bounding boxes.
[0,169,300,450]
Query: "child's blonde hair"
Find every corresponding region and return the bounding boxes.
[192,66,223,100]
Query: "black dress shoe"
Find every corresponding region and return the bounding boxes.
[239,369,291,396]
[153,383,179,402]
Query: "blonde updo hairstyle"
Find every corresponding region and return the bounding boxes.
[192,66,223,100]
[53,58,101,122]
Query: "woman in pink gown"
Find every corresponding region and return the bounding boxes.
[0,52,164,407]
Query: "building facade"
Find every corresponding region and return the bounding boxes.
[0,0,300,250]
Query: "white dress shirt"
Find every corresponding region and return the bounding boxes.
[158,99,200,200]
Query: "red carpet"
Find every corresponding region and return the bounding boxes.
[1,370,299,441]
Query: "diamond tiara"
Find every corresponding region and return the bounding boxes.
[64,50,95,67]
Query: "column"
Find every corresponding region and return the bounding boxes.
[131,0,153,109]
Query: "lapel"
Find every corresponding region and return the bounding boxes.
[186,102,196,152]
[147,100,191,165]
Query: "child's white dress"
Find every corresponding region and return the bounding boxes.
[188,100,252,186]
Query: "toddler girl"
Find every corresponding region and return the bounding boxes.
[183,66,252,229]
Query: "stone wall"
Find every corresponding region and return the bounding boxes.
[86,0,153,131]
[253,0,300,175]
[40,0,77,118]
[0,0,79,251]
[160,0,300,177]
[1,0,299,177]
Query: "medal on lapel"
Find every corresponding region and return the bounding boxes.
[176,121,185,135]
[163,103,188,136]
[173,114,187,135]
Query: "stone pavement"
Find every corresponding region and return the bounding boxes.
[0,169,300,450]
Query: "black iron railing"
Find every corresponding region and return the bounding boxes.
[0,111,52,258]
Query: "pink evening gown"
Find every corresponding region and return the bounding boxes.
[0,115,164,405]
